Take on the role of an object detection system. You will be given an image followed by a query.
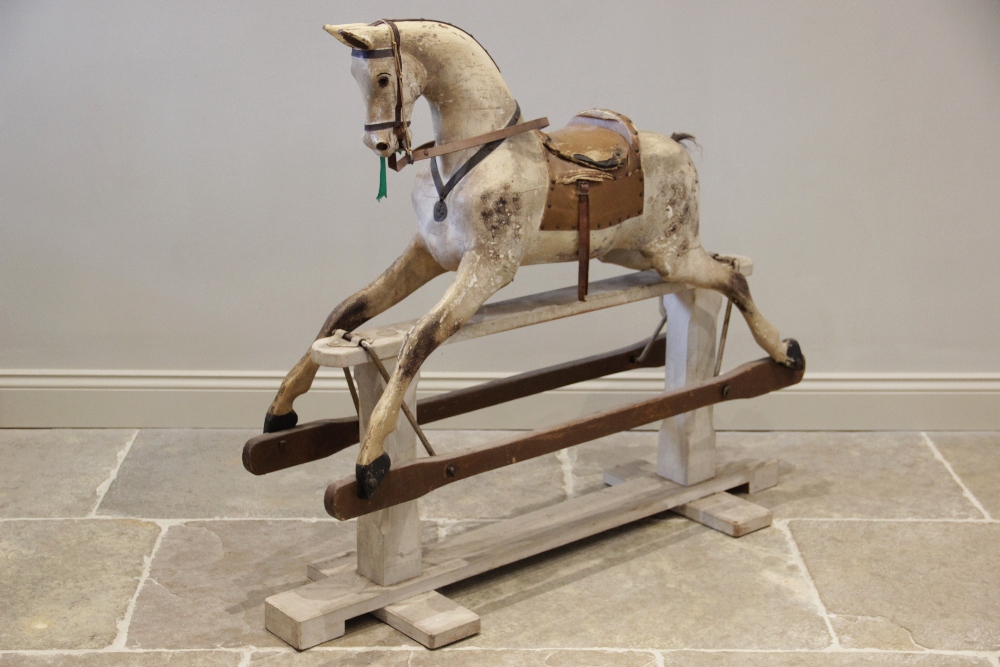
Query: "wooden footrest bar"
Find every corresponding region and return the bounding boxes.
[264,457,777,649]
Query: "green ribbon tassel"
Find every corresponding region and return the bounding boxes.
[376,156,388,201]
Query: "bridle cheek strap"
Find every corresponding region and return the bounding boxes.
[376,19,409,154]
[351,20,409,153]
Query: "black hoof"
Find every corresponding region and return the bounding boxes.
[356,452,391,499]
[263,409,298,434]
[782,338,805,371]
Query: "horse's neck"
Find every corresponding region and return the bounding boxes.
[406,26,517,176]
[427,102,516,176]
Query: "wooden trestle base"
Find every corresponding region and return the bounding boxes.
[265,457,778,650]
[256,261,800,650]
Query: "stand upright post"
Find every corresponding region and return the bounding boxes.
[659,288,723,486]
[354,361,422,585]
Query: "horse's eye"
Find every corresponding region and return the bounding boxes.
[377,74,391,88]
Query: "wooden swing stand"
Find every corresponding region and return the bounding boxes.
[247,259,803,651]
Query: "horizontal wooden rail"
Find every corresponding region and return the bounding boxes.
[310,262,751,368]
[312,270,679,367]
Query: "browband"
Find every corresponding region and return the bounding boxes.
[351,47,394,59]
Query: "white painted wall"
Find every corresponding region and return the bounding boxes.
[2,1,999,427]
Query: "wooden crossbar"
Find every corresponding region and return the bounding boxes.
[312,269,678,367]
[312,261,751,367]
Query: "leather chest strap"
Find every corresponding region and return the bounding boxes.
[428,104,522,222]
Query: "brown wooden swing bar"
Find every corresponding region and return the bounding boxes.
[244,332,803,521]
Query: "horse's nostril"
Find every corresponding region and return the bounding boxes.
[376,142,388,151]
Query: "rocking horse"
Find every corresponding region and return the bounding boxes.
[245,19,804,649]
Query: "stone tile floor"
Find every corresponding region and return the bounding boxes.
[1,429,998,666]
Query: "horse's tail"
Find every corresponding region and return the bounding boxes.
[671,132,700,151]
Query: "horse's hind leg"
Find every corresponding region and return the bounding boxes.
[263,236,446,433]
[642,243,803,369]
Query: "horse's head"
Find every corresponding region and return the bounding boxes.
[325,22,421,158]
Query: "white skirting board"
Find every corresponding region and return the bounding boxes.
[1,369,999,430]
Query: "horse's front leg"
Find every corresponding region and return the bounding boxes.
[355,251,516,497]
[263,236,446,433]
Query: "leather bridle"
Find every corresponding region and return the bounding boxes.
[355,19,411,158]
[349,19,548,173]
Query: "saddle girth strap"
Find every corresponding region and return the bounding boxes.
[428,104,521,222]
[578,182,590,302]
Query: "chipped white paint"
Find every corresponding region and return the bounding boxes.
[269,20,798,470]
[555,448,577,500]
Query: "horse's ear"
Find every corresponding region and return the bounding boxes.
[324,23,378,50]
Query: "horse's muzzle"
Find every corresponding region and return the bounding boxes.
[364,130,396,157]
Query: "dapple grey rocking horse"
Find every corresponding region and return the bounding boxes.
[262,19,803,498]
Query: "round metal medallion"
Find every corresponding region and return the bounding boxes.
[433,199,448,222]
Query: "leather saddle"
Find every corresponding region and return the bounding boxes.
[537,109,644,299]
[539,109,644,232]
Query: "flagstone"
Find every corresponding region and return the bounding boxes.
[0,429,135,517]
[0,519,159,650]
